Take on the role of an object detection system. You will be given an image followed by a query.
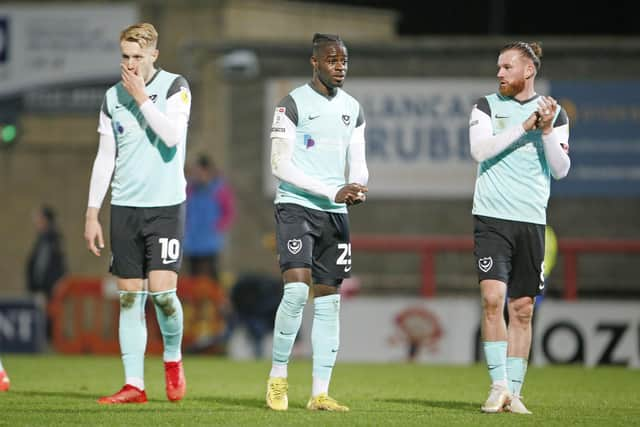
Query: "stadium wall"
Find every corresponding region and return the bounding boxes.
[222,38,640,297]
[1,0,639,299]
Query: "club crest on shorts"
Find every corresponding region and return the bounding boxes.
[287,239,302,255]
[478,256,493,273]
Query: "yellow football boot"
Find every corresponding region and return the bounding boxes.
[266,377,288,411]
[306,393,349,412]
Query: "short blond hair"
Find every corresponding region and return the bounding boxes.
[120,22,158,49]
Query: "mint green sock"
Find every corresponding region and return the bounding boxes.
[272,282,309,365]
[483,341,508,383]
[119,291,148,381]
[151,290,183,362]
[507,357,528,396]
[311,294,341,381]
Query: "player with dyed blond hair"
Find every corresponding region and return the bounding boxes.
[84,22,191,404]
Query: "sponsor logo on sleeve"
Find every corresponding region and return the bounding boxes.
[303,134,315,149]
[273,107,286,127]
[115,121,124,135]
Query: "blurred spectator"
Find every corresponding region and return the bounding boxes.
[26,205,67,301]
[229,273,283,358]
[183,154,236,282]
[187,272,283,358]
[26,205,67,340]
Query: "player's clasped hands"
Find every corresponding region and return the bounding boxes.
[523,95,557,133]
[336,183,368,206]
[535,96,557,134]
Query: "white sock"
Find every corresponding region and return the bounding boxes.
[0,359,4,371]
[312,376,330,397]
[126,377,145,390]
[270,363,287,378]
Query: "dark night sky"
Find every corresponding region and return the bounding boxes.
[304,0,640,36]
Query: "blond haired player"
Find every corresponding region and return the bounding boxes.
[84,22,191,404]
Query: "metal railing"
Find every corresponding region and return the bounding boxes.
[351,234,640,299]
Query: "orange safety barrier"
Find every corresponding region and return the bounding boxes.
[49,276,227,354]
[351,234,640,300]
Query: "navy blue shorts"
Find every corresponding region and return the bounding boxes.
[473,215,545,298]
[110,203,186,278]
[274,203,351,286]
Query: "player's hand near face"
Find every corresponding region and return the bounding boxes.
[336,183,368,206]
[121,64,149,106]
[84,207,105,257]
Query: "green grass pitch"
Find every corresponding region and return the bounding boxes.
[1,355,639,426]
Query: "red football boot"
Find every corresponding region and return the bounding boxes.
[164,361,186,401]
[0,370,9,392]
[97,384,148,404]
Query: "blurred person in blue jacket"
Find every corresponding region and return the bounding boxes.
[183,154,236,282]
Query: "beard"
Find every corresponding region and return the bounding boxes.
[499,78,525,97]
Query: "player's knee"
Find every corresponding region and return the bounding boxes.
[313,283,340,298]
[152,292,177,317]
[514,310,533,325]
[510,299,534,324]
[283,282,309,307]
[481,294,503,315]
[119,292,138,309]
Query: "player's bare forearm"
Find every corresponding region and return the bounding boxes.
[85,207,100,221]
